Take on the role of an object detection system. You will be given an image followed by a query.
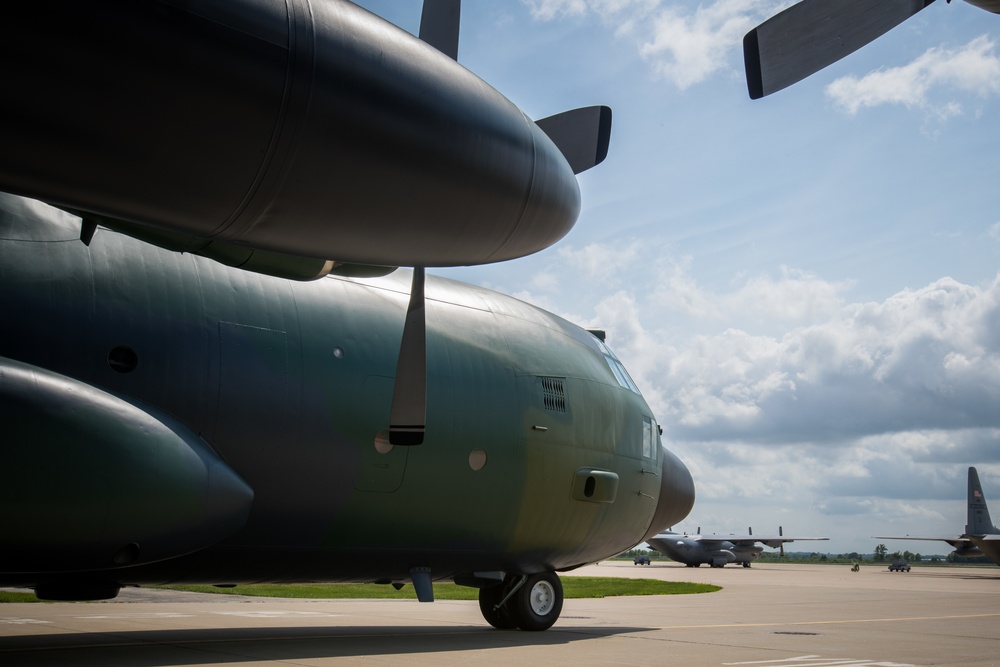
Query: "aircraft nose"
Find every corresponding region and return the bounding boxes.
[641,447,695,543]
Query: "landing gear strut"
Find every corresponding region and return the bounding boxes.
[478,572,564,631]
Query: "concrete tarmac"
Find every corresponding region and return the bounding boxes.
[2,561,998,666]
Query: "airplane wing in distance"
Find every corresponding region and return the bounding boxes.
[697,534,829,548]
[875,466,1000,564]
[873,535,984,559]
[873,536,973,548]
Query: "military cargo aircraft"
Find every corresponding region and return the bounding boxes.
[874,467,1000,566]
[647,527,828,567]
[744,0,1000,99]
[0,0,694,632]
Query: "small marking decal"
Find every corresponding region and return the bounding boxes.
[0,617,51,625]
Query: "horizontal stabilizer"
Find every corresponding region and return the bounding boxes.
[536,106,612,175]
[744,0,935,99]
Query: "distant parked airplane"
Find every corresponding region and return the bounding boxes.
[874,467,1000,566]
[647,527,828,568]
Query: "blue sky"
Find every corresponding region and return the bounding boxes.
[355,1,1000,555]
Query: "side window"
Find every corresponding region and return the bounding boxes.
[641,416,660,461]
[642,416,652,459]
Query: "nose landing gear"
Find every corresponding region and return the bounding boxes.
[478,572,564,631]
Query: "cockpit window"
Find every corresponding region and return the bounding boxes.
[594,339,640,393]
[605,356,640,393]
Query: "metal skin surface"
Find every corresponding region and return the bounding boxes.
[0,193,694,595]
[0,0,581,267]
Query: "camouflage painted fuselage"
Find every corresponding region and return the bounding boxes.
[0,193,693,591]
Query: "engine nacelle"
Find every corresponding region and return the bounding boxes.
[0,357,254,574]
[709,550,736,567]
[0,0,581,268]
[954,545,985,559]
[733,545,765,561]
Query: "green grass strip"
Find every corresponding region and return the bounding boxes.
[2,578,719,603]
[0,590,42,603]
[152,577,718,600]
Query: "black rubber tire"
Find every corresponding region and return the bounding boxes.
[478,583,517,629]
[511,572,563,632]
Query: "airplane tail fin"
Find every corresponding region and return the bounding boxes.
[966,467,999,536]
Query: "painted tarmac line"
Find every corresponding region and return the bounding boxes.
[724,658,917,667]
[652,611,1000,630]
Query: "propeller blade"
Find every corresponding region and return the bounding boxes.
[744,0,936,99]
[535,106,612,175]
[389,267,426,446]
[419,0,461,61]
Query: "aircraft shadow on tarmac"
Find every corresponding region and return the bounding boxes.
[0,624,648,665]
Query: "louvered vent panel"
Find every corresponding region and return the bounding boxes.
[541,377,566,413]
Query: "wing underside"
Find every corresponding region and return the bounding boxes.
[698,535,828,547]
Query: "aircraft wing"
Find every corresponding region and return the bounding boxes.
[698,535,828,548]
[873,536,971,548]
[755,536,829,548]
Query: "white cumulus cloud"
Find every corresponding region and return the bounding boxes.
[825,36,1000,116]
[522,0,792,89]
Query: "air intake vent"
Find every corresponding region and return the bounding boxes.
[540,377,566,413]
